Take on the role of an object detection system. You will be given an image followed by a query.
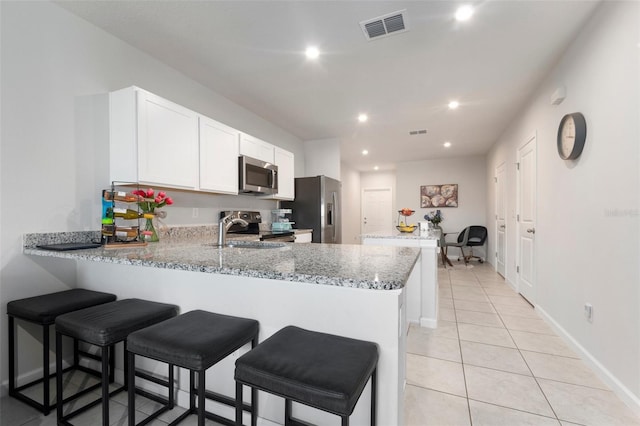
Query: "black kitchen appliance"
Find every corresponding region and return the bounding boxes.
[222,210,294,242]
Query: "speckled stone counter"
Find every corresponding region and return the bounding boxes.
[361,231,440,241]
[24,232,419,290]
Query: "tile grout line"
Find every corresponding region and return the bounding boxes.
[475,268,563,424]
[447,266,475,426]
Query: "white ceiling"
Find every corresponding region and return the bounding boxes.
[56,0,600,171]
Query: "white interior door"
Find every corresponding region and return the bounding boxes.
[517,135,537,304]
[495,162,507,277]
[362,188,393,235]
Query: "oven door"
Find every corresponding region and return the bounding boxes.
[260,232,295,243]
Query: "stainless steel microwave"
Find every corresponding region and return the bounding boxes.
[238,155,278,194]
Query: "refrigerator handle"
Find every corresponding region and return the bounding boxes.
[331,191,337,241]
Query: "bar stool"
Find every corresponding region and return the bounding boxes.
[127,310,259,426]
[55,298,178,425]
[7,288,117,415]
[235,326,378,426]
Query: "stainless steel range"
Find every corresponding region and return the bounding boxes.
[221,211,295,242]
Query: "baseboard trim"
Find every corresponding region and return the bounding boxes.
[420,317,438,329]
[536,306,640,418]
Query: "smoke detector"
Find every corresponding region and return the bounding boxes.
[360,10,408,41]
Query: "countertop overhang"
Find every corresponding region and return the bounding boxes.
[24,236,419,290]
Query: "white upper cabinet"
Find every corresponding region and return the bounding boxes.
[272,147,294,200]
[109,87,198,189]
[199,116,239,194]
[239,133,274,164]
[109,86,292,197]
[137,90,199,189]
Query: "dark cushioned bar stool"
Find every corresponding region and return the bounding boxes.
[55,298,178,426]
[127,310,259,426]
[7,288,117,415]
[235,326,378,426]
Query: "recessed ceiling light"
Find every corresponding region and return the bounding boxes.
[455,5,474,22]
[305,46,320,59]
[362,149,369,155]
[358,114,368,123]
[444,141,452,148]
[448,100,459,110]
[374,166,379,171]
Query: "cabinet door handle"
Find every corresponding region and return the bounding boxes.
[526,228,535,234]
[500,225,506,229]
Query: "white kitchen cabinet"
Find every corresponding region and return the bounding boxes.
[109,86,291,198]
[109,87,198,189]
[294,231,312,243]
[239,133,274,163]
[273,147,294,200]
[199,116,239,194]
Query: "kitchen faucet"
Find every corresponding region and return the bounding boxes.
[218,213,249,246]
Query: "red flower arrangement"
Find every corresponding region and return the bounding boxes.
[132,188,174,213]
[131,189,174,242]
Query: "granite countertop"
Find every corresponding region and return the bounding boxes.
[361,232,440,240]
[24,231,419,290]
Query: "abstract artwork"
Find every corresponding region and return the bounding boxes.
[420,184,458,208]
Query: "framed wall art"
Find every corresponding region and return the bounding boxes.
[420,184,458,208]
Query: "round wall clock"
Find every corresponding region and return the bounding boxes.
[557,112,587,160]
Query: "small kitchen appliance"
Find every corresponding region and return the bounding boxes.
[271,209,294,232]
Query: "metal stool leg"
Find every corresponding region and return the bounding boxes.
[197,370,205,426]
[235,382,243,425]
[251,336,258,426]
[102,345,110,426]
[56,331,64,422]
[371,368,377,426]
[128,351,136,426]
[8,316,15,396]
[43,324,50,415]
[284,399,292,426]
[168,363,175,409]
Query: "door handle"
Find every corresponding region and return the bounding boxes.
[500,225,506,229]
[526,228,535,234]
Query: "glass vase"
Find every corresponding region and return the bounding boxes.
[144,217,159,242]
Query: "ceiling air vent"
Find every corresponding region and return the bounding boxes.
[409,129,428,136]
[360,9,408,41]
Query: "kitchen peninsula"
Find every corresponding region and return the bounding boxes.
[362,232,440,329]
[24,232,419,425]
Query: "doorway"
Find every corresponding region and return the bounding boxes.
[361,188,393,235]
[517,134,537,304]
[495,162,507,277]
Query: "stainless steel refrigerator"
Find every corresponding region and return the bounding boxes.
[282,176,341,244]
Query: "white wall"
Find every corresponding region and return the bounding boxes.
[304,138,340,180]
[396,157,487,257]
[0,1,304,393]
[485,1,640,410]
[340,163,361,245]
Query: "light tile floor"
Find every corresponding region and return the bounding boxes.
[404,261,640,426]
[3,261,640,425]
